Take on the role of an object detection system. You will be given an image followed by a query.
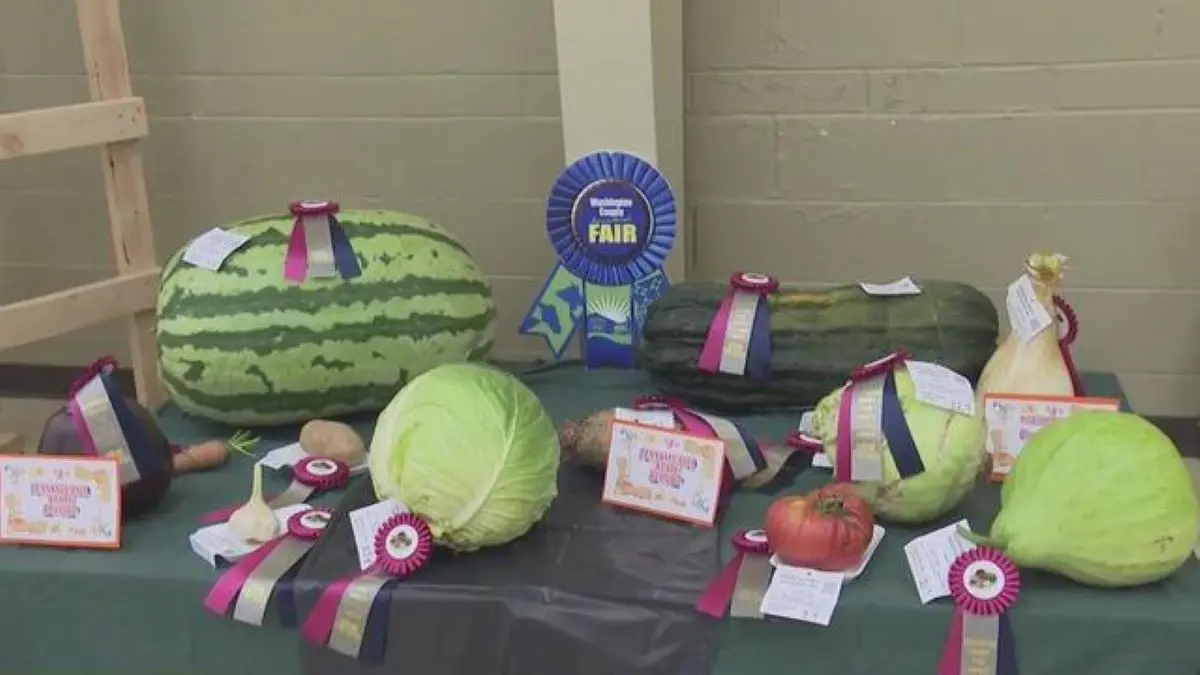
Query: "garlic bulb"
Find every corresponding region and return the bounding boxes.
[227,463,280,543]
[975,252,1075,410]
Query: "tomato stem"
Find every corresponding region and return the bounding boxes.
[815,495,850,517]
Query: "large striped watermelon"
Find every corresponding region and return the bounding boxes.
[156,209,496,426]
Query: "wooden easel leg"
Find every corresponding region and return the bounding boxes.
[76,0,165,409]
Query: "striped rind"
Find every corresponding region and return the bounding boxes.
[156,209,497,426]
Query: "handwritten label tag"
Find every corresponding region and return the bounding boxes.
[601,421,726,527]
[984,394,1121,481]
[188,503,311,567]
[614,407,675,429]
[257,442,307,470]
[1005,275,1053,342]
[905,361,976,416]
[182,227,252,271]
[759,566,844,626]
[903,519,976,604]
[0,455,122,549]
[349,499,409,571]
[858,276,922,296]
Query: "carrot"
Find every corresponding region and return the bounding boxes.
[172,430,259,475]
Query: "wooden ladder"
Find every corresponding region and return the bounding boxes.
[0,0,163,421]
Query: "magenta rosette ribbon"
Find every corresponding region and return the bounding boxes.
[283,199,362,283]
[372,512,434,577]
[784,429,824,453]
[300,512,434,663]
[632,395,766,494]
[695,529,772,619]
[698,272,778,380]
[1053,295,1085,396]
[938,547,1021,675]
[204,508,334,627]
[200,456,351,525]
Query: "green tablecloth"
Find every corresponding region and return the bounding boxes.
[0,367,1197,675]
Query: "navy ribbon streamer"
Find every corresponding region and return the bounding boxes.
[881,369,925,479]
[357,580,395,664]
[327,216,363,280]
[98,370,163,478]
[746,294,772,380]
[731,419,768,474]
[997,614,1019,675]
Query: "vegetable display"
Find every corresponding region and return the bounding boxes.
[765,484,875,571]
[975,252,1079,408]
[960,411,1199,587]
[368,362,560,552]
[638,280,999,413]
[156,209,497,427]
[809,365,987,524]
[38,400,174,520]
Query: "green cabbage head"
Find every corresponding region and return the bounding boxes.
[961,411,1199,587]
[810,368,986,524]
[368,362,560,552]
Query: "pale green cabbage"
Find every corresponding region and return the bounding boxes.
[962,411,1199,587]
[810,368,986,524]
[367,362,560,552]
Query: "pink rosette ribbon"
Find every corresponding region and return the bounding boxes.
[1053,295,1085,396]
[200,456,351,525]
[203,508,334,627]
[283,199,363,283]
[938,547,1021,675]
[300,512,433,662]
[698,272,779,379]
[696,529,773,619]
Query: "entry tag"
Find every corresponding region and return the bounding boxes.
[903,519,976,604]
[183,227,252,271]
[1005,275,1053,343]
[858,276,922,296]
[349,499,409,571]
[759,566,844,626]
[614,407,675,429]
[905,361,976,416]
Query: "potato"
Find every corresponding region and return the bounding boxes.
[299,420,366,466]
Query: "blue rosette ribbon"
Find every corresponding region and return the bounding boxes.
[520,151,677,368]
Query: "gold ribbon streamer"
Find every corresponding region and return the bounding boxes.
[302,214,337,278]
[691,411,759,480]
[728,553,773,619]
[961,613,1000,675]
[327,573,391,659]
[230,538,315,626]
[849,376,885,482]
[718,291,759,375]
[76,377,139,486]
[268,481,316,510]
[740,443,802,490]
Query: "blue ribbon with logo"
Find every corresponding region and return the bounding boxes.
[520,151,677,368]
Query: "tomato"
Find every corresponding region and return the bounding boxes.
[764,483,875,571]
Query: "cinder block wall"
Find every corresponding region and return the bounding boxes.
[2,0,1198,414]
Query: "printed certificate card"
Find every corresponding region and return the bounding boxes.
[601,421,726,527]
[0,455,121,549]
[984,393,1121,481]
